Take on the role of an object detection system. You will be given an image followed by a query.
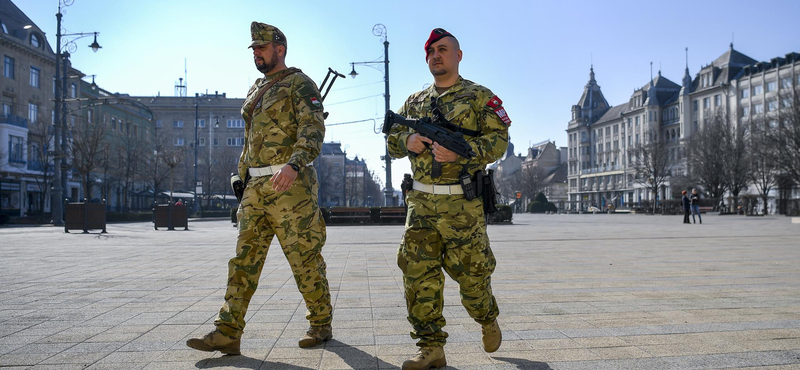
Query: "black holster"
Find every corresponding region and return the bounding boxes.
[231,172,250,203]
[475,169,499,214]
[401,173,413,201]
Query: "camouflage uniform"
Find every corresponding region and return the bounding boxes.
[387,76,509,347]
[214,47,331,338]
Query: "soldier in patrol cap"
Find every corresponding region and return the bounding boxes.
[387,28,509,370]
[187,21,332,355]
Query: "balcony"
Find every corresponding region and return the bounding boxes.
[0,114,28,129]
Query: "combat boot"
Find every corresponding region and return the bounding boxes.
[298,324,332,348]
[402,346,446,370]
[481,320,502,352]
[186,330,240,355]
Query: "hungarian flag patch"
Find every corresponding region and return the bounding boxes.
[487,95,511,125]
[309,97,321,107]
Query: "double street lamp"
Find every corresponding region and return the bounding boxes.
[51,0,102,226]
[349,24,394,207]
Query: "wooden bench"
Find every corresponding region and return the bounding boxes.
[380,207,407,224]
[329,207,372,224]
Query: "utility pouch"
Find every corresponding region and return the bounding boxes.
[460,170,478,200]
[479,169,499,214]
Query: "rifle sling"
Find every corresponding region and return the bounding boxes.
[248,68,299,119]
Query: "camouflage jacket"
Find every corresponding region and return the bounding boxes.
[387,76,510,185]
[238,67,325,180]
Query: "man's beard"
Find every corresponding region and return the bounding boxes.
[255,51,278,73]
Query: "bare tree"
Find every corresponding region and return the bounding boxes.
[629,129,671,214]
[25,119,55,220]
[142,127,173,206]
[69,112,108,201]
[725,118,750,212]
[207,145,240,206]
[109,122,149,212]
[160,145,188,204]
[497,165,545,211]
[773,86,800,187]
[749,117,778,215]
[686,115,728,201]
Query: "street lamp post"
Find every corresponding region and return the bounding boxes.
[349,24,394,206]
[51,0,101,226]
[194,93,199,214]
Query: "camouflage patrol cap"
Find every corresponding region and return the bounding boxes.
[249,22,286,48]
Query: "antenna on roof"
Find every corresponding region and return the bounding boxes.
[685,47,689,69]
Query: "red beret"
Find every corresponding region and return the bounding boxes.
[424,28,455,60]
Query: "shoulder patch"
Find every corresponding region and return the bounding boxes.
[486,95,511,125]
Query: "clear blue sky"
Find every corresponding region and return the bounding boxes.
[17,0,800,190]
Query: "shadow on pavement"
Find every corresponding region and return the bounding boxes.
[192,343,554,370]
[492,356,553,369]
[198,354,313,370]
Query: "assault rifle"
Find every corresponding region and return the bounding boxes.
[383,111,476,160]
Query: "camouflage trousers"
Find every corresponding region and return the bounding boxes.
[397,190,500,347]
[215,167,331,338]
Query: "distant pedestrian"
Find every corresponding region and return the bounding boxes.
[681,190,691,224]
[690,189,702,224]
[175,200,183,206]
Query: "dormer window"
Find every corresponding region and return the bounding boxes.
[1,21,8,34]
[30,33,40,48]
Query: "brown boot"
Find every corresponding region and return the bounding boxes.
[402,346,446,370]
[481,320,502,352]
[186,330,240,355]
[298,324,332,348]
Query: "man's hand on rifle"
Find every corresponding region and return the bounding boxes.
[431,142,458,162]
[406,133,433,154]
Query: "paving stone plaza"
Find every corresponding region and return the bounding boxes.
[0,213,799,369]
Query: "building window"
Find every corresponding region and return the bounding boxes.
[714,94,721,107]
[70,83,77,98]
[693,100,698,112]
[196,119,205,128]
[173,120,184,128]
[173,137,185,146]
[3,56,13,79]
[111,117,117,130]
[766,81,776,93]
[28,103,38,123]
[741,88,749,99]
[703,97,710,110]
[213,138,219,146]
[227,137,244,146]
[8,135,23,162]
[87,109,93,124]
[782,98,792,108]
[156,119,162,127]
[199,137,206,146]
[767,100,778,112]
[753,103,763,114]
[742,106,750,117]
[30,34,40,47]
[29,66,40,88]
[781,78,793,90]
[227,119,244,128]
[753,85,762,95]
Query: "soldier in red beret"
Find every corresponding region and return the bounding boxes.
[387,28,510,370]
